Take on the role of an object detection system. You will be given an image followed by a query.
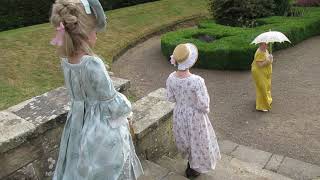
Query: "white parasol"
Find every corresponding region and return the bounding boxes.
[251,30,291,53]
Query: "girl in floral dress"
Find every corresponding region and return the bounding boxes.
[49,0,143,179]
[166,43,221,178]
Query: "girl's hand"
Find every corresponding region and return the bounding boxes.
[127,112,133,124]
[128,119,135,140]
[268,54,274,63]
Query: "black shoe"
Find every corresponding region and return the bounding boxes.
[185,162,200,178]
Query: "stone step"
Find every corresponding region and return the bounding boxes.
[139,160,188,180]
[156,155,293,180]
[220,140,320,180]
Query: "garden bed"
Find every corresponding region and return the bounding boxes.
[161,7,320,70]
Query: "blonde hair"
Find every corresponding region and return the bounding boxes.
[50,0,97,57]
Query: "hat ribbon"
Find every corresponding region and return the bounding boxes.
[170,55,177,67]
[80,0,92,14]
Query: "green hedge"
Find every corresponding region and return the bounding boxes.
[0,0,158,31]
[209,0,275,27]
[161,7,320,70]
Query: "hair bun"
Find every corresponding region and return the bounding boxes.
[56,3,79,31]
[64,15,78,24]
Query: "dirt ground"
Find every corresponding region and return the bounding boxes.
[112,35,320,166]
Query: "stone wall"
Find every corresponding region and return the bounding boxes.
[131,88,176,161]
[0,78,176,180]
[0,77,129,180]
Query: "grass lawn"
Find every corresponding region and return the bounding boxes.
[0,0,210,110]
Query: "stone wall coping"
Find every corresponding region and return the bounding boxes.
[0,77,130,154]
[131,88,174,140]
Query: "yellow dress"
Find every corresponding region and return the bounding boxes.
[251,49,272,111]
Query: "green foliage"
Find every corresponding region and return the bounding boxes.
[274,0,292,16]
[0,0,55,31]
[0,0,159,31]
[288,6,307,16]
[161,7,320,70]
[209,0,275,27]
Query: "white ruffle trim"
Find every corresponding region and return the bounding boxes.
[178,43,198,70]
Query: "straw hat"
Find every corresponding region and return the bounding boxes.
[171,43,198,70]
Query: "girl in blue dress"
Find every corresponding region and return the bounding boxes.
[49,0,143,179]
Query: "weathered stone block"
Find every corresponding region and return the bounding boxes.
[111,77,130,92]
[0,111,36,153]
[265,154,285,172]
[131,88,176,160]
[229,158,292,180]
[0,140,42,178]
[8,87,70,134]
[133,100,174,139]
[148,88,167,101]
[140,160,169,180]
[219,140,239,155]
[32,149,59,180]
[231,145,272,167]
[278,157,320,180]
[0,123,64,179]
[164,172,189,180]
[7,77,129,137]
[6,163,38,180]
[135,115,177,161]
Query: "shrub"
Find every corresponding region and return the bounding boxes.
[274,0,292,16]
[209,0,275,27]
[288,6,307,16]
[0,0,55,30]
[296,0,320,6]
[0,0,159,31]
[161,7,320,70]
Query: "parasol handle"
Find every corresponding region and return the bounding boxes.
[269,42,273,54]
[269,29,272,54]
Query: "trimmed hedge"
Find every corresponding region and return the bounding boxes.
[274,0,292,16]
[161,7,320,70]
[0,0,159,31]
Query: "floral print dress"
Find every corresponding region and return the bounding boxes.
[166,72,221,173]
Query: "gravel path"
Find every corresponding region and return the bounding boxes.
[112,35,320,166]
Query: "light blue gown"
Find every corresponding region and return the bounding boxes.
[53,55,143,180]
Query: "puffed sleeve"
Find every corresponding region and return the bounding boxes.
[195,77,210,113]
[85,56,114,98]
[166,77,176,102]
[85,56,132,127]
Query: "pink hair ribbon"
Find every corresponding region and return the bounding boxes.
[170,55,176,67]
[50,22,65,46]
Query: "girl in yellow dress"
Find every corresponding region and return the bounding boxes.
[251,42,274,112]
